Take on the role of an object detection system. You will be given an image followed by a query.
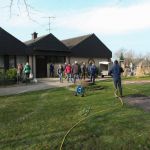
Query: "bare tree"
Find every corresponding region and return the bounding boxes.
[8,0,30,17]
[114,48,126,60]
[124,49,135,63]
[115,49,138,66]
[144,52,150,61]
[6,0,42,24]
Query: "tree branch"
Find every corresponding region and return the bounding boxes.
[9,0,14,18]
[17,0,21,13]
[23,0,30,17]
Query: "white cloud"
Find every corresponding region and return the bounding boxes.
[56,1,150,34]
[0,2,47,28]
[1,1,150,35]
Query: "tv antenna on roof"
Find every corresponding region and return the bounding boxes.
[42,16,55,33]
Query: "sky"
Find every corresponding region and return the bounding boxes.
[0,0,150,57]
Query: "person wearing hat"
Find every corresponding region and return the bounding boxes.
[108,60,124,97]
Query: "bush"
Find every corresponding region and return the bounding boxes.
[0,73,4,80]
[6,68,17,80]
[0,68,17,86]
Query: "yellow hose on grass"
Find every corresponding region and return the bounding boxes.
[59,90,124,150]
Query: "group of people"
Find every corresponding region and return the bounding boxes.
[57,60,124,97]
[16,60,124,97]
[56,61,97,84]
[17,62,31,83]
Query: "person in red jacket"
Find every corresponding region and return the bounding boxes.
[65,63,72,82]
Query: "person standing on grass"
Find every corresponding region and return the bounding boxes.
[108,60,124,97]
[57,64,64,83]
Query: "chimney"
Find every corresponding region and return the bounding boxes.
[32,32,38,40]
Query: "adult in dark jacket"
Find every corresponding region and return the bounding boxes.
[108,60,124,97]
[72,61,79,83]
[50,63,54,77]
[90,63,96,84]
[81,62,86,80]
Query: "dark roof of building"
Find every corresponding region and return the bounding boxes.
[25,33,70,55]
[62,34,92,48]
[62,34,112,58]
[25,35,48,45]
[0,27,28,55]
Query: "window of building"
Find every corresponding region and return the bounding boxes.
[16,56,27,66]
[0,56,4,74]
[56,56,65,63]
[47,56,65,63]
[0,56,4,68]
[9,56,15,68]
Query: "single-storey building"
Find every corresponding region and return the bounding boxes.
[0,27,70,78]
[0,27,112,78]
[0,27,28,73]
[62,34,112,66]
[25,32,70,78]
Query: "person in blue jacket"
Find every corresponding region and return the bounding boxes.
[50,63,54,77]
[90,63,97,84]
[108,60,124,97]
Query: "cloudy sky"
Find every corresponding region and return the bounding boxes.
[0,0,150,57]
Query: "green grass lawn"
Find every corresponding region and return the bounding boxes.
[122,75,150,81]
[0,79,150,150]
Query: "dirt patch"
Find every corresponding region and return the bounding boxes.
[123,94,150,112]
[86,85,105,91]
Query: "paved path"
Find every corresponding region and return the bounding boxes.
[0,78,73,96]
[0,77,109,96]
[0,78,149,96]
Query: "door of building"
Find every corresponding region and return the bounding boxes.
[36,56,47,78]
